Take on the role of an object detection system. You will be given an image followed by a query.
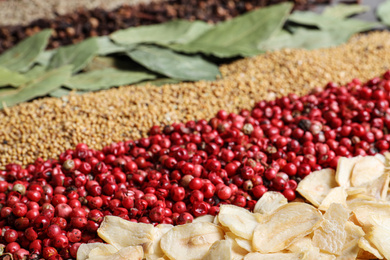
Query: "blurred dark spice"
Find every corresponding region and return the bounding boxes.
[0,0,330,54]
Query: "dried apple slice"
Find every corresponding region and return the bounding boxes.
[87,245,143,260]
[218,204,259,240]
[203,240,232,260]
[160,222,224,260]
[366,226,390,259]
[235,237,253,252]
[286,236,314,253]
[335,156,361,187]
[350,202,390,231]
[244,252,304,260]
[318,187,347,211]
[225,232,248,260]
[351,156,385,187]
[144,224,173,259]
[297,169,337,207]
[358,237,384,259]
[312,203,350,255]
[192,214,214,223]
[253,191,287,215]
[252,203,322,253]
[364,173,390,200]
[97,216,155,250]
[88,244,118,258]
[77,243,114,260]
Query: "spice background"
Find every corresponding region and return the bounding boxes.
[1,31,390,167]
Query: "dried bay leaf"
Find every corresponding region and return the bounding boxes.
[259,28,354,51]
[64,68,156,91]
[168,3,292,58]
[377,0,390,27]
[0,67,28,87]
[288,11,379,32]
[49,87,72,98]
[0,29,52,72]
[322,4,370,19]
[95,36,135,56]
[110,20,212,46]
[0,65,72,109]
[35,50,56,67]
[127,45,220,81]
[48,37,98,74]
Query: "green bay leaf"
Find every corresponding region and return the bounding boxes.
[127,45,220,81]
[49,87,72,98]
[323,4,369,19]
[0,65,72,109]
[259,28,354,51]
[0,29,52,72]
[64,68,156,91]
[96,36,135,55]
[35,50,56,67]
[168,3,292,58]
[110,20,212,46]
[289,11,379,32]
[377,0,390,26]
[0,67,28,87]
[137,78,183,86]
[48,37,99,74]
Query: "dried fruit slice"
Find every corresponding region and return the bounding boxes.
[97,216,155,250]
[235,237,252,252]
[252,203,322,253]
[225,232,248,260]
[297,169,337,207]
[350,202,390,231]
[192,214,214,223]
[218,204,259,240]
[87,245,143,260]
[318,187,347,211]
[160,222,224,260]
[312,203,350,255]
[88,244,118,258]
[77,243,113,260]
[358,237,384,259]
[364,173,390,200]
[374,153,386,164]
[351,156,385,187]
[253,191,287,214]
[335,156,362,187]
[286,236,315,253]
[144,224,173,259]
[244,252,304,260]
[203,240,232,260]
[366,226,390,259]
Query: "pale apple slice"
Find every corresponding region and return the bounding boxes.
[244,252,304,260]
[77,243,113,260]
[218,204,259,240]
[335,156,361,187]
[253,191,287,215]
[297,169,337,207]
[252,203,322,253]
[97,216,155,250]
[358,237,384,259]
[88,244,118,258]
[351,156,385,187]
[203,240,232,260]
[312,203,350,255]
[366,226,390,259]
[364,173,390,200]
[192,214,214,223]
[160,222,224,260]
[318,187,347,211]
[144,224,173,260]
[87,245,143,260]
[224,232,248,260]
